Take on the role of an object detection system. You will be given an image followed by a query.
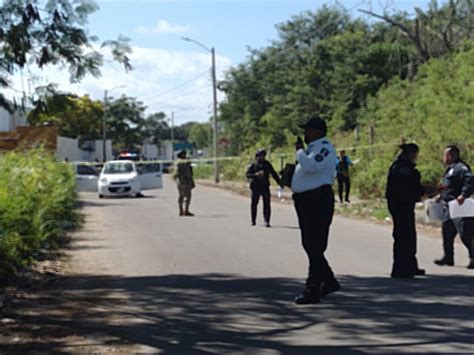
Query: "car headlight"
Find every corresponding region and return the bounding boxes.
[100,178,108,184]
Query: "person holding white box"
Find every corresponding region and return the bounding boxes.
[434,146,474,269]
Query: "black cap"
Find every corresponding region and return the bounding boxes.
[399,143,419,155]
[177,150,187,158]
[299,116,327,134]
[255,149,267,157]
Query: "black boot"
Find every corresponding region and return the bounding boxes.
[467,260,474,269]
[294,287,321,305]
[391,271,414,279]
[434,256,454,266]
[321,279,341,298]
[413,268,426,276]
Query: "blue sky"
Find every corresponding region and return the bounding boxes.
[11,0,432,124]
[92,0,430,63]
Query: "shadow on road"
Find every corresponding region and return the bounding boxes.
[1,274,472,353]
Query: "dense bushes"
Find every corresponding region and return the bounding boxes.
[218,2,474,154]
[353,45,474,198]
[0,151,78,277]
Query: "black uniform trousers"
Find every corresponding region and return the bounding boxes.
[337,174,351,202]
[388,201,419,274]
[251,186,271,224]
[293,185,336,288]
[442,217,474,260]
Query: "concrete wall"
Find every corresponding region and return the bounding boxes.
[0,107,28,132]
[57,136,113,162]
[142,144,158,160]
[158,142,173,161]
[91,140,113,162]
[0,107,13,132]
[57,136,82,162]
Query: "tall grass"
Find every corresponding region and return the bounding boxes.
[0,150,78,277]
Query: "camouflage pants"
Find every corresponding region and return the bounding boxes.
[177,184,192,209]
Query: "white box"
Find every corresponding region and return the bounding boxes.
[449,198,474,219]
[425,201,446,222]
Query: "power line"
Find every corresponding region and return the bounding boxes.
[147,86,209,108]
[142,69,210,101]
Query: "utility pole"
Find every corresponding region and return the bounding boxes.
[102,89,108,162]
[211,47,219,183]
[171,111,175,160]
[181,37,219,183]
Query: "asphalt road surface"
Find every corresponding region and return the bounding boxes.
[3,179,473,354]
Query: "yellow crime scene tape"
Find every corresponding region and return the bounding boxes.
[64,142,396,167]
[68,155,244,166]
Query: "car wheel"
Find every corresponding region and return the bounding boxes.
[99,194,104,199]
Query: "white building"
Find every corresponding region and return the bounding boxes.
[57,136,113,162]
[0,106,27,132]
[141,141,159,160]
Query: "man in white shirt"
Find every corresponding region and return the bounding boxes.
[291,116,340,305]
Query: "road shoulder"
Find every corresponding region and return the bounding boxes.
[0,199,140,353]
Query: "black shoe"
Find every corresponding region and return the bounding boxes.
[321,280,341,298]
[294,288,321,305]
[391,272,414,279]
[434,257,454,266]
[251,221,256,226]
[467,260,474,269]
[265,222,271,228]
[345,199,350,203]
[413,268,426,276]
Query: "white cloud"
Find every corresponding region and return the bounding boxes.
[6,45,233,124]
[135,19,189,35]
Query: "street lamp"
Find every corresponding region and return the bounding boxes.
[181,36,219,183]
[102,85,127,162]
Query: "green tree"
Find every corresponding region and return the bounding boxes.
[0,0,132,111]
[218,1,473,154]
[360,0,474,68]
[188,122,211,149]
[354,43,474,198]
[106,95,147,150]
[141,112,169,144]
[28,93,104,138]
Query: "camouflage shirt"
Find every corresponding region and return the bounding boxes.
[175,160,195,188]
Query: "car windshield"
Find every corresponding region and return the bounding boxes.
[103,162,134,174]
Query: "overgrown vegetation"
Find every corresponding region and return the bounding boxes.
[353,44,474,198]
[0,151,79,278]
[216,1,473,199]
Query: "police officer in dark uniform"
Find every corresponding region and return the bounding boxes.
[246,149,282,227]
[386,144,426,278]
[434,146,474,269]
[336,150,353,204]
[291,117,340,305]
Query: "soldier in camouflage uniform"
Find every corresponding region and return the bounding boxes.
[174,150,195,216]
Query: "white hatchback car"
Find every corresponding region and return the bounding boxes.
[74,160,163,198]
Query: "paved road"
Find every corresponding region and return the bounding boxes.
[3,179,473,354]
